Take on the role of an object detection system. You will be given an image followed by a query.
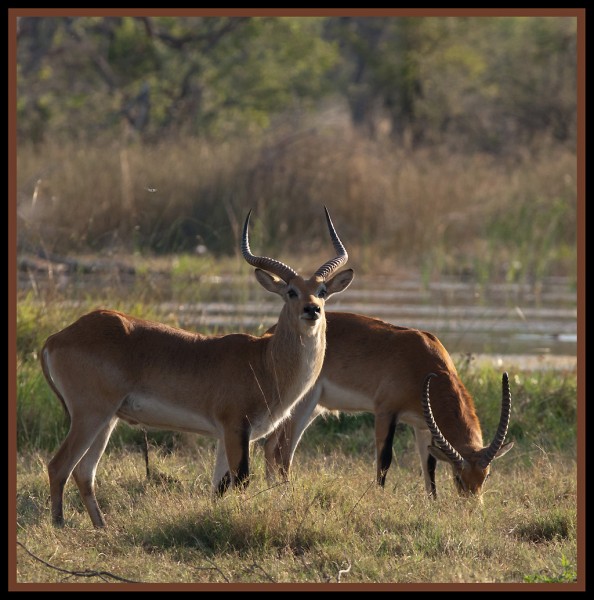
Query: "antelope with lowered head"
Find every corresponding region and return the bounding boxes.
[262,312,513,498]
[40,207,354,528]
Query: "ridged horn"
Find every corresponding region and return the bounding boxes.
[422,373,466,469]
[313,206,349,280]
[479,372,512,468]
[241,210,299,283]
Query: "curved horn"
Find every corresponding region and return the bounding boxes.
[241,210,299,283]
[313,206,349,280]
[422,373,465,469]
[479,371,512,468]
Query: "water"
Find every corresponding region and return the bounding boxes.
[18,261,577,369]
[171,274,577,366]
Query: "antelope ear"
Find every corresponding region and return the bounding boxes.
[427,445,452,463]
[325,268,354,297]
[254,268,286,295]
[491,441,514,460]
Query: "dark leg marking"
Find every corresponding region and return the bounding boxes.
[142,429,150,479]
[234,425,251,489]
[378,415,397,487]
[216,471,231,496]
[428,453,437,498]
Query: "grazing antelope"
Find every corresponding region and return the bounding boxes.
[261,312,513,498]
[40,208,354,527]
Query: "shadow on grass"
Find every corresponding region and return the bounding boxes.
[513,511,574,543]
[136,505,329,557]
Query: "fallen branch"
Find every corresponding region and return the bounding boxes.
[190,537,231,583]
[17,541,143,583]
[245,562,277,583]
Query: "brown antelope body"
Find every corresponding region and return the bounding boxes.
[40,208,354,527]
[262,312,513,498]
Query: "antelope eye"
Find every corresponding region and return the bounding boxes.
[317,288,327,298]
[287,289,298,299]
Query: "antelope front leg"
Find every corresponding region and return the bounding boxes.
[375,412,397,487]
[414,427,437,498]
[264,385,325,483]
[222,421,251,491]
[264,423,292,483]
[212,440,231,496]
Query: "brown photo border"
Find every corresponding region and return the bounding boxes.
[8,7,586,592]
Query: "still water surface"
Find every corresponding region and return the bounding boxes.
[19,264,577,370]
[174,274,577,369]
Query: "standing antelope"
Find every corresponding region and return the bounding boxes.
[40,208,354,528]
[262,312,513,498]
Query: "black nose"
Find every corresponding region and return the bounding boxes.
[304,304,321,318]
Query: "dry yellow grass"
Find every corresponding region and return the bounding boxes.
[14,441,578,587]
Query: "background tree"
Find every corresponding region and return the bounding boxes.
[16,16,338,143]
[324,16,576,152]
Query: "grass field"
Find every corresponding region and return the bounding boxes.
[15,433,577,586]
[14,331,580,587]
